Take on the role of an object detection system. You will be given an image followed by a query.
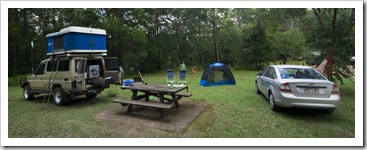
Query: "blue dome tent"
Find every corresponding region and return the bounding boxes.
[199,63,236,86]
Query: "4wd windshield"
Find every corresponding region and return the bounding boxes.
[278,68,326,80]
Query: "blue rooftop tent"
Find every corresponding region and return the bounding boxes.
[199,63,236,86]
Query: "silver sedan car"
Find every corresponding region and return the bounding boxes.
[255,65,340,114]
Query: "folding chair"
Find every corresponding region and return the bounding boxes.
[178,70,187,85]
[166,69,175,84]
[133,70,145,83]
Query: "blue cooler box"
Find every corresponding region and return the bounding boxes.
[46,26,107,55]
[123,79,134,86]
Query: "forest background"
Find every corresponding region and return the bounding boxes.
[8,8,355,83]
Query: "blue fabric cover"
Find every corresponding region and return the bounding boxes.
[47,32,107,54]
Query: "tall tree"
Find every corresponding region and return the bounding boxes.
[272,28,306,64]
[308,8,355,83]
[212,8,219,62]
[242,22,275,69]
[218,25,242,67]
[7,8,354,82]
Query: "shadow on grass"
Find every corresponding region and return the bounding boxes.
[116,106,174,123]
[28,94,105,108]
[257,93,337,121]
[278,108,333,116]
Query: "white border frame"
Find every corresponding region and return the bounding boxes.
[1,0,363,147]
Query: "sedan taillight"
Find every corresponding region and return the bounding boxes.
[332,84,339,94]
[279,83,292,92]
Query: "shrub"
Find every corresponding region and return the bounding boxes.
[106,89,117,97]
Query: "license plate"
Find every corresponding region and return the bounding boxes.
[304,88,319,94]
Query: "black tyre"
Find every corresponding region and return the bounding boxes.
[269,93,280,111]
[86,93,98,99]
[23,85,34,100]
[53,87,68,106]
[323,109,334,114]
[255,81,261,94]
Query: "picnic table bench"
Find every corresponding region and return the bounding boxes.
[175,92,192,97]
[114,82,191,118]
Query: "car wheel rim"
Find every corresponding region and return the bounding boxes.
[54,91,62,103]
[269,94,274,108]
[24,89,29,98]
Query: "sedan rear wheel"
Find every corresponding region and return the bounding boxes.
[269,93,280,111]
[323,109,334,114]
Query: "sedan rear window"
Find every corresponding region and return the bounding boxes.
[278,68,326,80]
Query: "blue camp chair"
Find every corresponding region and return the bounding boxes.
[166,69,175,84]
[178,70,187,85]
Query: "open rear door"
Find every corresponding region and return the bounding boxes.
[104,57,123,84]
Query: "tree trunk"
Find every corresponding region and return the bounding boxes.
[155,9,159,37]
[23,9,30,72]
[212,8,219,62]
[282,57,287,65]
[326,53,334,81]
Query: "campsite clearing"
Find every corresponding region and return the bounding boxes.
[8,69,355,138]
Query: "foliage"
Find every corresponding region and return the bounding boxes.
[105,89,118,97]
[300,8,355,83]
[8,74,30,87]
[8,8,355,84]
[272,28,307,64]
[241,22,274,69]
[218,25,242,67]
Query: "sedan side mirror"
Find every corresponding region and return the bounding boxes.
[256,72,262,76]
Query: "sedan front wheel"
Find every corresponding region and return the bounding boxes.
[256,81,261,94]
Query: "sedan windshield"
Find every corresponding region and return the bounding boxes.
[278,68,326,80]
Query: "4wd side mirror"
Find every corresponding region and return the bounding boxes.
[256,72,262,76]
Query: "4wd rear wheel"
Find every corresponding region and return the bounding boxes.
[53,87,68,106]
[269,93,280,111]
[23,85,34,100]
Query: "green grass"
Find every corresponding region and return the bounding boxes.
[8,74,30,87]
[8,69,355,138]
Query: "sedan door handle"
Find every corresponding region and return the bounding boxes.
[266,81,269,84]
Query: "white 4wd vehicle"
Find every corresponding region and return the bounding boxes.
[21,55,123,105]
[20,26,124,105]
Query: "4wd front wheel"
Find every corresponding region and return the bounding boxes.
[23,85,34,100]
[53,87,68,106]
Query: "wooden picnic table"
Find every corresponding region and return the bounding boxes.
[114,82,191,118]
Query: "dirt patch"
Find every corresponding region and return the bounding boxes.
[95,100,208,133]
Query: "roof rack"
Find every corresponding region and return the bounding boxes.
[47,52,107,57]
